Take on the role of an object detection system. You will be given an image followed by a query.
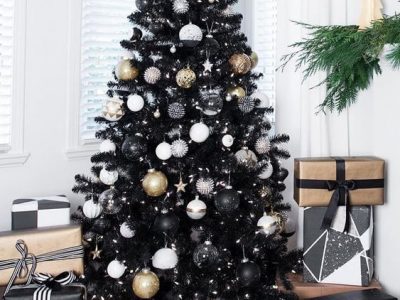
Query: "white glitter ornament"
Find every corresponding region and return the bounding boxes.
[100,140,116,153]
[102,97,124,122]
[155,142,172,160]
[127,94,145,112]
[257,214,278,235]
[190,122,210,143]
[255,137,271,154]
[100,169,119,185]
[171,140,189,158]
[168,102,185,119]
[107,260,126,279]
[186,196,207,220]
[222,134,234,148]
[152,248,178,270]
[173,0,189,14]
[144,67,161,84]
[179,23,203,47]
[196,177,215,195]
[120,222,136,238]
[83,200,102,219]
[251,90,270,108]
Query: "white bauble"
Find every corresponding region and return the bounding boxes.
[152,248,178,270]
[99,169,119,185]
[179,23,203,47]
[144,67,161,84]
[83,200,102,219]
[258,165,273,179]
[257,214,278,235]
[127,94,145,112]
[171,140,188,158]
[190,123,210,143]
[155,142,172,160]
[107,260,126,279]
[100,140,116,153]
[173,0,189,14]
[186,196,207,220]
[120,222,136,238]
[251,90,270,108]
[222,134,234,148]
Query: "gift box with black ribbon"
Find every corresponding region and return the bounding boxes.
[12,196,71,230]
[294,157,384,286]
[307,289,397,300]
[0,225,84,289]
[3,272,86,300]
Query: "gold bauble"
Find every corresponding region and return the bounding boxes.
[229,53,252,75]
[132,268,160,299]
[250,51,259,69]
[176,67,196,89]
[142,169,168,197]
[227,86,246,99]
[116,59,140,81]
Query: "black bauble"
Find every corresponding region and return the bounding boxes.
[149,22,165,34]
[153,212,179,234]
[193,241,219,269]
[203,35,220,55]
[277,182,286,192]
[214,187,240,214]
[236,260,261,287]
[135,0,148,10]
[275,168,289,181]
[92,217,111,234]
[121,135,147,160]
[130,27,143,42]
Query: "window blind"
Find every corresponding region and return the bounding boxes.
[252,0,277,121]
[80,0,134,141]
[0,0,14,149]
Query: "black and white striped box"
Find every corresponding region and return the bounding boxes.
[11,195,71,230]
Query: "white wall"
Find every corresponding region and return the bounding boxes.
[0,0,90,230]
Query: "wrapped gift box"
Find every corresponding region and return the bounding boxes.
[12,196,71,230]
[294,157,385,207]
[4,283,86,300]
[303,206,374,286]
[308,289,397,300]
[0,225,84,286]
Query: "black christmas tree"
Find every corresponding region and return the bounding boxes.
[73,0,302,299]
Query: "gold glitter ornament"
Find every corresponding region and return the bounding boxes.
[142,169,168,197]
[176,67,196,89]
[229,53,252,75]
[132,268,160,299]
[116,58,139,81]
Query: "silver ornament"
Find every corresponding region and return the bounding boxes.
[238,96,255,113]
[196,177,215,195]
[200,89,223,116]
[235,148,258,169]
[179,23,203,47]
[170,45,177,53]
[171,140,189,158]
[193,241,219,268]
[173,0,189,14]
[154,108,161,118]
[168,102,185,119]
[144,67,161,84]
[255,137,271,154]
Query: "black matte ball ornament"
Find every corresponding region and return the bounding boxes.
[203,34,220,55]
[214,186,240,214]
[130,27,143,42]
[275,168,289,181]
[236,260,261,287]
[193,241,219,269]
[122,135,147,160]
[135,0,148,10]
[153,212,179,234]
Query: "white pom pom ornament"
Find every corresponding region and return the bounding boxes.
[144,67,161,84]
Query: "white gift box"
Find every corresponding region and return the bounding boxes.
[11,195,71,230]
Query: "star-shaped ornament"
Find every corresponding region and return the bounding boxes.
[90,243,102,260]
[202,59,213,73]
[174,176,188,193]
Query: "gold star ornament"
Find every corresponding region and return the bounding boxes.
[174,175,188,193]
[90,243,102,260]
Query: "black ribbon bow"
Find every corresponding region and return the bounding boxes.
[321,179,357,233]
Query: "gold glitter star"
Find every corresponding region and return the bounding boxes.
[90,243,102,260]
[174,175,188,193]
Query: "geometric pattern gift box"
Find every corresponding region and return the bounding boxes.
[12,195,71,230]
[303,206,374,286]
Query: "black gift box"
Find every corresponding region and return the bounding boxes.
[307,289,397,300]
[3,283,86,300]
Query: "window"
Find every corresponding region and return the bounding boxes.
[0,0,15,152]
[79,0,134,141]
